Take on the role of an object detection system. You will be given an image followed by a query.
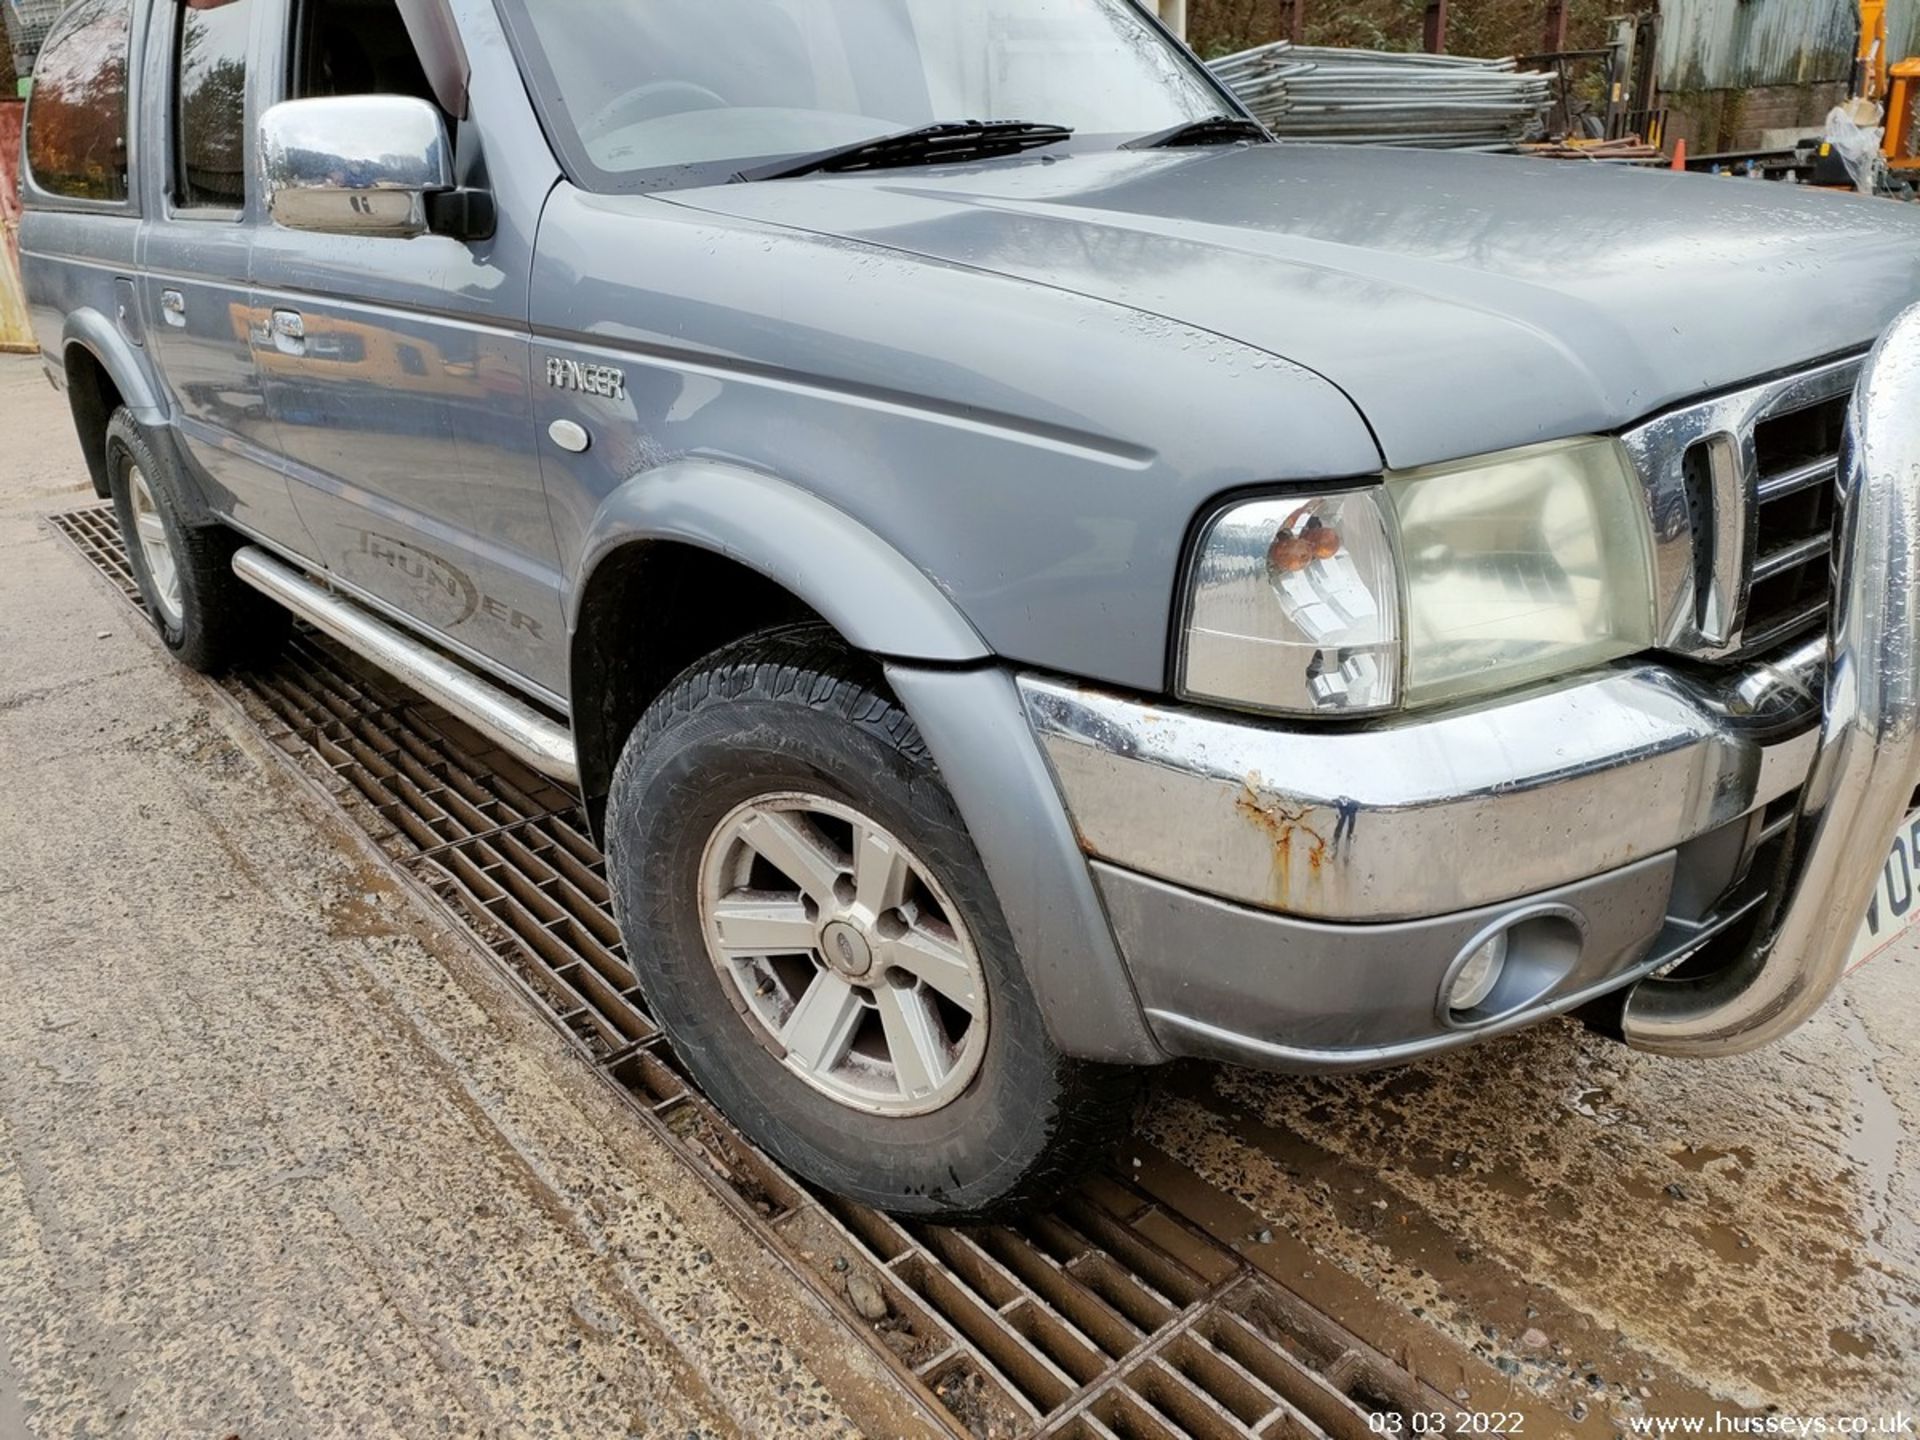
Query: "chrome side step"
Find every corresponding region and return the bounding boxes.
[231,547,580,786]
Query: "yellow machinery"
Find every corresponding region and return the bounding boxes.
[1859,0,1889,102]
[1851,0,1920,174]
[1885,59,1920,171]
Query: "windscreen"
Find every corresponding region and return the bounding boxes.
[505,0,1223,185]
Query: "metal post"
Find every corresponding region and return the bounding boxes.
[1423,0,1449,55]
[1280,0,1306,45]
[1605,14,1636,140]
[1542,0,1568,55]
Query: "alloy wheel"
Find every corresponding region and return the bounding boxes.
[128,465,184,628]
[697,793,989,1116]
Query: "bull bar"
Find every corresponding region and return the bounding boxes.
[1620,303,1920,1056]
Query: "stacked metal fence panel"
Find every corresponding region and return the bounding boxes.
[1210,42,1554,151]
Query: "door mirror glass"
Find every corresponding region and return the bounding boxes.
[259,95,452,237]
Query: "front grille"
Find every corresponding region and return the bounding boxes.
[1743,391,1845,652]
[1623,357,1857,663]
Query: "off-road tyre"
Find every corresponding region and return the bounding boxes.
[105,409,289,674]
[606,624,1141,1220]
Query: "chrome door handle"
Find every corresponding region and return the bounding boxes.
[159,289,186,327]
[270,309,306,356]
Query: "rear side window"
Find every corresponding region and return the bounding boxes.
[176,0,255,209]
[25,0,134,203]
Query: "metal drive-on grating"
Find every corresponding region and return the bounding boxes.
[50,505,1467,1440]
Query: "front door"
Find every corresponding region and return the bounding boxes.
[247,0,566,697]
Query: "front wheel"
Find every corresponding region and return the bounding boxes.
[605,625,1139,1220]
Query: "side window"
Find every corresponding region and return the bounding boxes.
[24,0,134,203]
[290,0,437,108]
[176,0,255,210]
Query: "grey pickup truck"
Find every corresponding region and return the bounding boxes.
[19,0,1920,1219]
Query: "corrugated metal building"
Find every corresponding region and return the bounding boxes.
[1656,0,1857,93]
[1889,0,1920,69]
[1651,0,1906,152]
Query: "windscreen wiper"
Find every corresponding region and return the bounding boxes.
[735,121,1074,182]
[1124,116,1269,149]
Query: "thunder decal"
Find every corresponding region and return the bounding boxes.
[345,531,545,639]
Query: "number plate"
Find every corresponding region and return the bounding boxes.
[1851,811,1920,973]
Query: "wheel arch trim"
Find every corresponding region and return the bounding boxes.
[565,459,991,664]
[885,663,1165,1066]
[61,309,167,426]
[566,461,1161,1065]
[60,311,174,501]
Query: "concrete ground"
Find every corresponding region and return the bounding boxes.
[0,356,931,1439]
[2,350,1917,1437]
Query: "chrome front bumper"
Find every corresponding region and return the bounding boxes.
[1021,645,1822,925]
[1020,304,1920,1062]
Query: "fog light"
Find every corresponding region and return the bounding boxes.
[1448,931,1509,1014]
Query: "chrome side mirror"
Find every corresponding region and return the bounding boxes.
[259,96,453,238]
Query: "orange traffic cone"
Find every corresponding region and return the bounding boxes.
[1671,138,1688,171]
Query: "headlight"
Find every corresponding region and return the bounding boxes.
[1179,438,1657,716]
[1389,438,1657,706]
[1181,489,1402,715]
